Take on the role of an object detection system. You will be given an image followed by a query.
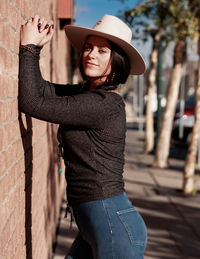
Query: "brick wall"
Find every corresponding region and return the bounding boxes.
[0,1,73,258]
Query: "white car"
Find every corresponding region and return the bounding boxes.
[172,94,195,144]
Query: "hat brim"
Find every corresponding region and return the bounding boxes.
[65,25,146,75]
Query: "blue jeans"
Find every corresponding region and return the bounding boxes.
[66,192,147,259]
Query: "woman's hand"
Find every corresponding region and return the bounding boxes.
[20,14,54,46]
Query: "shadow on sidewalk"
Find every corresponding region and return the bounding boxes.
[129,195,200,259]
[124,127,200,258]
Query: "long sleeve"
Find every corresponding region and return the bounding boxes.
[18,45,120,128]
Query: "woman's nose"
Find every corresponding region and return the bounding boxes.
[88,48,97,58]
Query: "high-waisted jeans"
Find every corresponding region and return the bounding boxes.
[66,192,147,259]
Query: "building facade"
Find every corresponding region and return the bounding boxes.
[0,0,74,258]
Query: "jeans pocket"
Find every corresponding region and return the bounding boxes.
[117,207,147,247]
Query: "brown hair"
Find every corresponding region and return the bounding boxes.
[79,37,130,90]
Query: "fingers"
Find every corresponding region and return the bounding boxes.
[46,21,54,34]
[24,16,33,25]
[38,21,54,46]
[32,14,40,25]
[37,24,54,46]
[37,15,52,33]
[39,20,48,33]
[21,15,54,46]
[24,15,54,32]
[37,16,44,31]
[27,17,33,23]
[23,15,38,28]
[39,20,54,35]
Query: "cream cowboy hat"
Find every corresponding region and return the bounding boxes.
[65,14,146,75]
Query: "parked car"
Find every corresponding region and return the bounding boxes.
[171,94,195,144]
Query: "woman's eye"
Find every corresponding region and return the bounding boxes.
[99,49,106,53]
[84,46,92,51]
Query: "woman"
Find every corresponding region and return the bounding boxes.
[19,14,147,258]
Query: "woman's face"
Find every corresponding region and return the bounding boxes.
[82,35,112,83]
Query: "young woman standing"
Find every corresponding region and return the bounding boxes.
[19,14,147,258]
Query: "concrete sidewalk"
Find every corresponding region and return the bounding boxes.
[52,126,200,259]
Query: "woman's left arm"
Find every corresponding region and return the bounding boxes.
[19,15,81,105]
[19,15,115,128]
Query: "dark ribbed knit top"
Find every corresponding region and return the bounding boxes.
[19,45,126,205]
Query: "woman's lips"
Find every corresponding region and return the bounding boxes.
[85,61,98,66]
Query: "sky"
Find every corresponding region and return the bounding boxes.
[74,0,141,28]
[73,0,151,65]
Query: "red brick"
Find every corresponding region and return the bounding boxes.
[0,20,18,53]
[0,119,21,151]
[0,0,71,257]
[0,74,18,98]
[0,180,24,252]
[0,0,19,32]
[14,242,26,259]
[0,99,18,125]
[12,0,32,20]
[0,47,18,76]
[2,207,25,258]
[0,169,25,218]
[0,159,24,206]
[0,138,24,177]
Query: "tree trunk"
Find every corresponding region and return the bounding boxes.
[183,37,200,194]
[153,40,186,168]
[145,29,162,153]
